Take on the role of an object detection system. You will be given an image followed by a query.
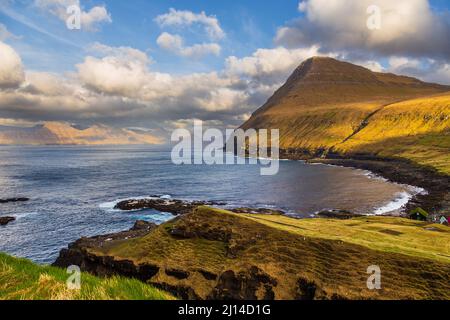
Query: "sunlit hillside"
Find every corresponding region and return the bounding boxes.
[335,93,450,174]
[240,57,450,173]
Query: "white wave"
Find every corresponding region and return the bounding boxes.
[372,191,413,215]
[360,170,388,182]
[406,185,428,196]
[15,211,39,220]
[131,211,174,224]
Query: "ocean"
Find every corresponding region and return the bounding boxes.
[0,145,420,264]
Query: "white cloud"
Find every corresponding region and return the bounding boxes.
[194,87,248,112]
[388,56,421,72]
[0,40,280,130]
[80,6,111,31]
[0,41,25,89]
[34,0,112,31]
[155,8,225,40]
[76,45,151,97]
[352,60,384,72]
[383,56,450,84]
[23,72,73,96]
[225,46,325,84]
[88,42,151,64]
[277,0,450,59]
[425,63,450,84]
[156,32,221,58]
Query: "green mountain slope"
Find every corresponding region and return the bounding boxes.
[240,57,450,173]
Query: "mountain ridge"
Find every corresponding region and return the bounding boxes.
[0,121,162,145]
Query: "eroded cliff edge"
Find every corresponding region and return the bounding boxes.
[54,206,450,300]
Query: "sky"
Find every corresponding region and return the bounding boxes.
[0,0,450,138]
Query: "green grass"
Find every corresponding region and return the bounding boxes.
[238,214,450,263]
[0,252,175,300]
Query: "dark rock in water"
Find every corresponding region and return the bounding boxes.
[131,220,156,231]
[230,207,285,215]
[0,197,29,204]
[114,198,224,215]
[316,210,362,219]
[0,216,16,226]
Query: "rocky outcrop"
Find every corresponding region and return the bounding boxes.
[316,209,362,219]
[53,220,157,270]
[208,266,277,300]
[0,198,29,204]
[114,198,225,215]
[0,216,15,226]
[229,207,285,215]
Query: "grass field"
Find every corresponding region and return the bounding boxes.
[240,213,450,263]
[94,207,450,300]
[0,252,174,300]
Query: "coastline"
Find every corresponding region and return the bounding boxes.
[26,152,450,300]
[241,149,448,216]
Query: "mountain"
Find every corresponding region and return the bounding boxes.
[0,122,162,145]
[240,57,450,174]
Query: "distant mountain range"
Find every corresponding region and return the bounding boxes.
[0,122,162,145]
[240,57,450,174]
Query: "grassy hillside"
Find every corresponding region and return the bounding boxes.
[85,207,450,300]
[334,93,450,174]
[240,57,450,173]
[241,213,450,263]
[0,252,174,300]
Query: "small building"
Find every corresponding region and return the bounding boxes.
[409,208,429,221]
[439,216,449,226]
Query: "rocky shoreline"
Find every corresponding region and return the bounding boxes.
[0,198,28,227]
[0,216,15,226]
[114,198,226,215]
[0,197,29,204]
